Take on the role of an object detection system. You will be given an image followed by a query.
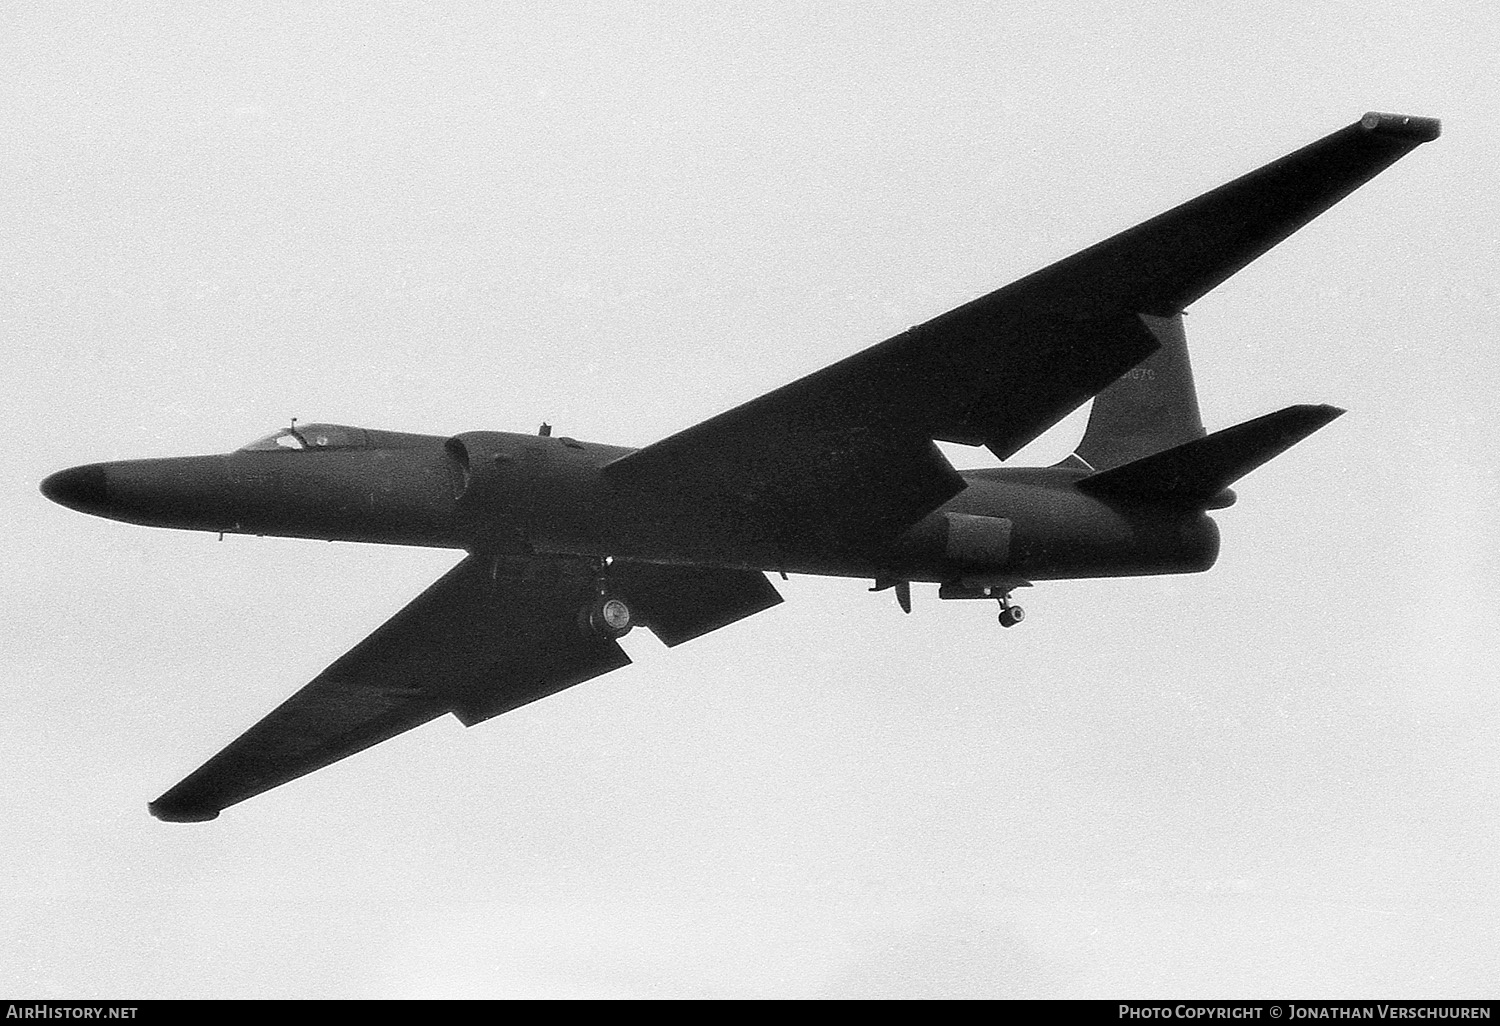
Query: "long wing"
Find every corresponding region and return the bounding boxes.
[149,555,783,821]
[603,112,1438,550]
[149,555,630,821]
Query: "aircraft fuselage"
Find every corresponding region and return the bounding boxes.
[42,426,1219,586]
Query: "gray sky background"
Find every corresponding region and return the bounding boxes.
[5,1,1496,998]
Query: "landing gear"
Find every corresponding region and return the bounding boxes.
[580,558,634,639]
[585,594,634,638]
[936,576,1032,628]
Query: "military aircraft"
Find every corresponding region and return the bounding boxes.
[42,112,1439,822]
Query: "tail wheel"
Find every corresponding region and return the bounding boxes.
[584,594,634,639]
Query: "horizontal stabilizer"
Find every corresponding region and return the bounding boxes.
[1075,404,1345,508]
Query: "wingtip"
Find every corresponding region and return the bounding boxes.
[149,799,221,823]
[1296,403,1346,427]
[1360,112,1441,142]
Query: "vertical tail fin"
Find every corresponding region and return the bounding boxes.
[1060,313,1206,472]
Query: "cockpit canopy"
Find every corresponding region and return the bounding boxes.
[239,424,371,452]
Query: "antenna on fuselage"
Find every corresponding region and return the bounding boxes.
[538,422,552,437]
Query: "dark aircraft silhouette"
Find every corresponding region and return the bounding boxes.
[42,112,1439,822]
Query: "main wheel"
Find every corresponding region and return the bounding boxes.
[584,594,634,638]
[998,606,1025,628]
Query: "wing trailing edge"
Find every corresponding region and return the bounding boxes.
[149,556,631,822]
[148,556,785,822]
[613,561,783,647]
[996,111,1442,322]
[604,114,1437,544]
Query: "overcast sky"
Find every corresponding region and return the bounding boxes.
[5,1,1496,998]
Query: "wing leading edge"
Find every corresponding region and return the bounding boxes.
[603,112,1438,546]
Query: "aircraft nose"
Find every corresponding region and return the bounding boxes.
[40,464,111,514]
